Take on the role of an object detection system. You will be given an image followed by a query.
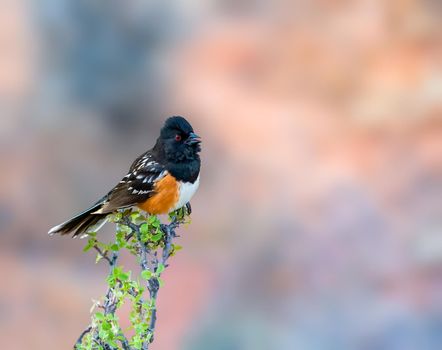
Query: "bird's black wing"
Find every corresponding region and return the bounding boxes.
[97,153,167,213]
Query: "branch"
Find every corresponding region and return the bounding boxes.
[93,245,112,265]
[74,209,188,350]
[75,327,92,347]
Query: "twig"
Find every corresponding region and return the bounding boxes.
[93,245,112,264]
[75,327,92,348]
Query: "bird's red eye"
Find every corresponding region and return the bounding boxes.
[175,134,182,141]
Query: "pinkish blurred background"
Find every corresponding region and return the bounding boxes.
[1,1,441,349]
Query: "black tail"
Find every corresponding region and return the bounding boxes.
[48,199,108,238]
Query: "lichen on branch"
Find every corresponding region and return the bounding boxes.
[75,208,189,350]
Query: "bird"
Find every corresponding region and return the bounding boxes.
[49,116,201,237]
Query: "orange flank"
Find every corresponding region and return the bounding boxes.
[137,174,179,214]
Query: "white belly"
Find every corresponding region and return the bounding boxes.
[173,175,200,210]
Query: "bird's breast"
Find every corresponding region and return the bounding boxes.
[173,174,200,211]
[137,173,200,214]
[137,174,178,214]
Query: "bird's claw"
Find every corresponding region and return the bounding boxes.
[185,202,192,215]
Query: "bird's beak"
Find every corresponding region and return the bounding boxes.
[186,132,202,145]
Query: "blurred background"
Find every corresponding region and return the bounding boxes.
[0,0,441,349]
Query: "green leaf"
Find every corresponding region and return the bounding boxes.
[141,270,152,280]
[108,340,118,348]
[151,230,163,242]
[107,275,116,287]
[98,329,108,340]
[141,301,152,311]
[117,224,132,235]
[156,263,165,274]
[113,266,123,276]
[83,238,96,252]
[140,223,149,235]
[111,212,122,222]
[130,212,141,222]
[95,312,105,320]
[101,321,112,331]
[110,244,119,251]
[119,271,130,282]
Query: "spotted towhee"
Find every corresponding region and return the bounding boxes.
[49,116,201,237]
